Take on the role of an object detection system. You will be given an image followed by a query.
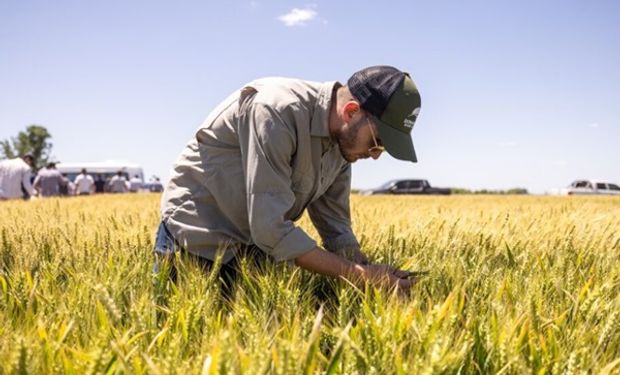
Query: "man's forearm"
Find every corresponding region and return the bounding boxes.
[294,247,364,281]
[294,247,415,291]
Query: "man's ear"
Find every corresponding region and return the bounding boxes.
[342,101,361,123]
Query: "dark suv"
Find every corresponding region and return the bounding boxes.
[361,179,451,195]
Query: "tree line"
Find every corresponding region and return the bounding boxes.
[0,125,53,169]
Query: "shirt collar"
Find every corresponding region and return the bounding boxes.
[310,81,339,138]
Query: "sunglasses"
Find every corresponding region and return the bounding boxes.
[367,118,385,160]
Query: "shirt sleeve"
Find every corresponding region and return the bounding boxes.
[307,163,360,252]
[238,103,317,261]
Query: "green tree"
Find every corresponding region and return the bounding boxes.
[1,125,53,169]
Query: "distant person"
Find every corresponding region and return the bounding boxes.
[129,174,143,193]
[94,174,106,193]
[74,169,95,195]
[33,161,64,197]
[155,65,423,293]
[108,171,129,193]
[104,175,113,192]
[149,177,164,193]
[0,153,35,200]
[59,174,74,196]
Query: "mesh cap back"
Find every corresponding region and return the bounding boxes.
[347,66,405,119]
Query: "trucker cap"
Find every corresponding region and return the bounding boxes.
[347,65,421,162]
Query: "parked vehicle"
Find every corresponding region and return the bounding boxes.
[361,179,451,195]
[559,179,620,196]
[143,176,164,193]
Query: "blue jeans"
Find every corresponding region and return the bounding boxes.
[153,221,180,282]
[152,222,272,297]
[154,221,177,257]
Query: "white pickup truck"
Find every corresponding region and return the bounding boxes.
[558,180,620,196]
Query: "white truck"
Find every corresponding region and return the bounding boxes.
[557,180,620,196]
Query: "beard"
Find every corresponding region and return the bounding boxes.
[335,116,365,163]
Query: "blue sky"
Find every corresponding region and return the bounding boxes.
[1,0,618,193]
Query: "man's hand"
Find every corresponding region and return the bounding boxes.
[360,263,416,292]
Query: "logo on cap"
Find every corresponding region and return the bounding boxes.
[403,107,420,129]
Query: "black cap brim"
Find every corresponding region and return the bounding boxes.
[374,117,417,162]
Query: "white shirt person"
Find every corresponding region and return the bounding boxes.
[74,169,95,195]
[0,154,35,200]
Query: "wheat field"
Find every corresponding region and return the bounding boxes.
[0,194,619,374]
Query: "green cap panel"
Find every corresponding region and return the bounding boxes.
[380,74,421,134]
[374,73,421,162]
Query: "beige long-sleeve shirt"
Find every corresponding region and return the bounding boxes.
[161,77,360,263]
[33,167,64,197]
[0,158,34,199]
